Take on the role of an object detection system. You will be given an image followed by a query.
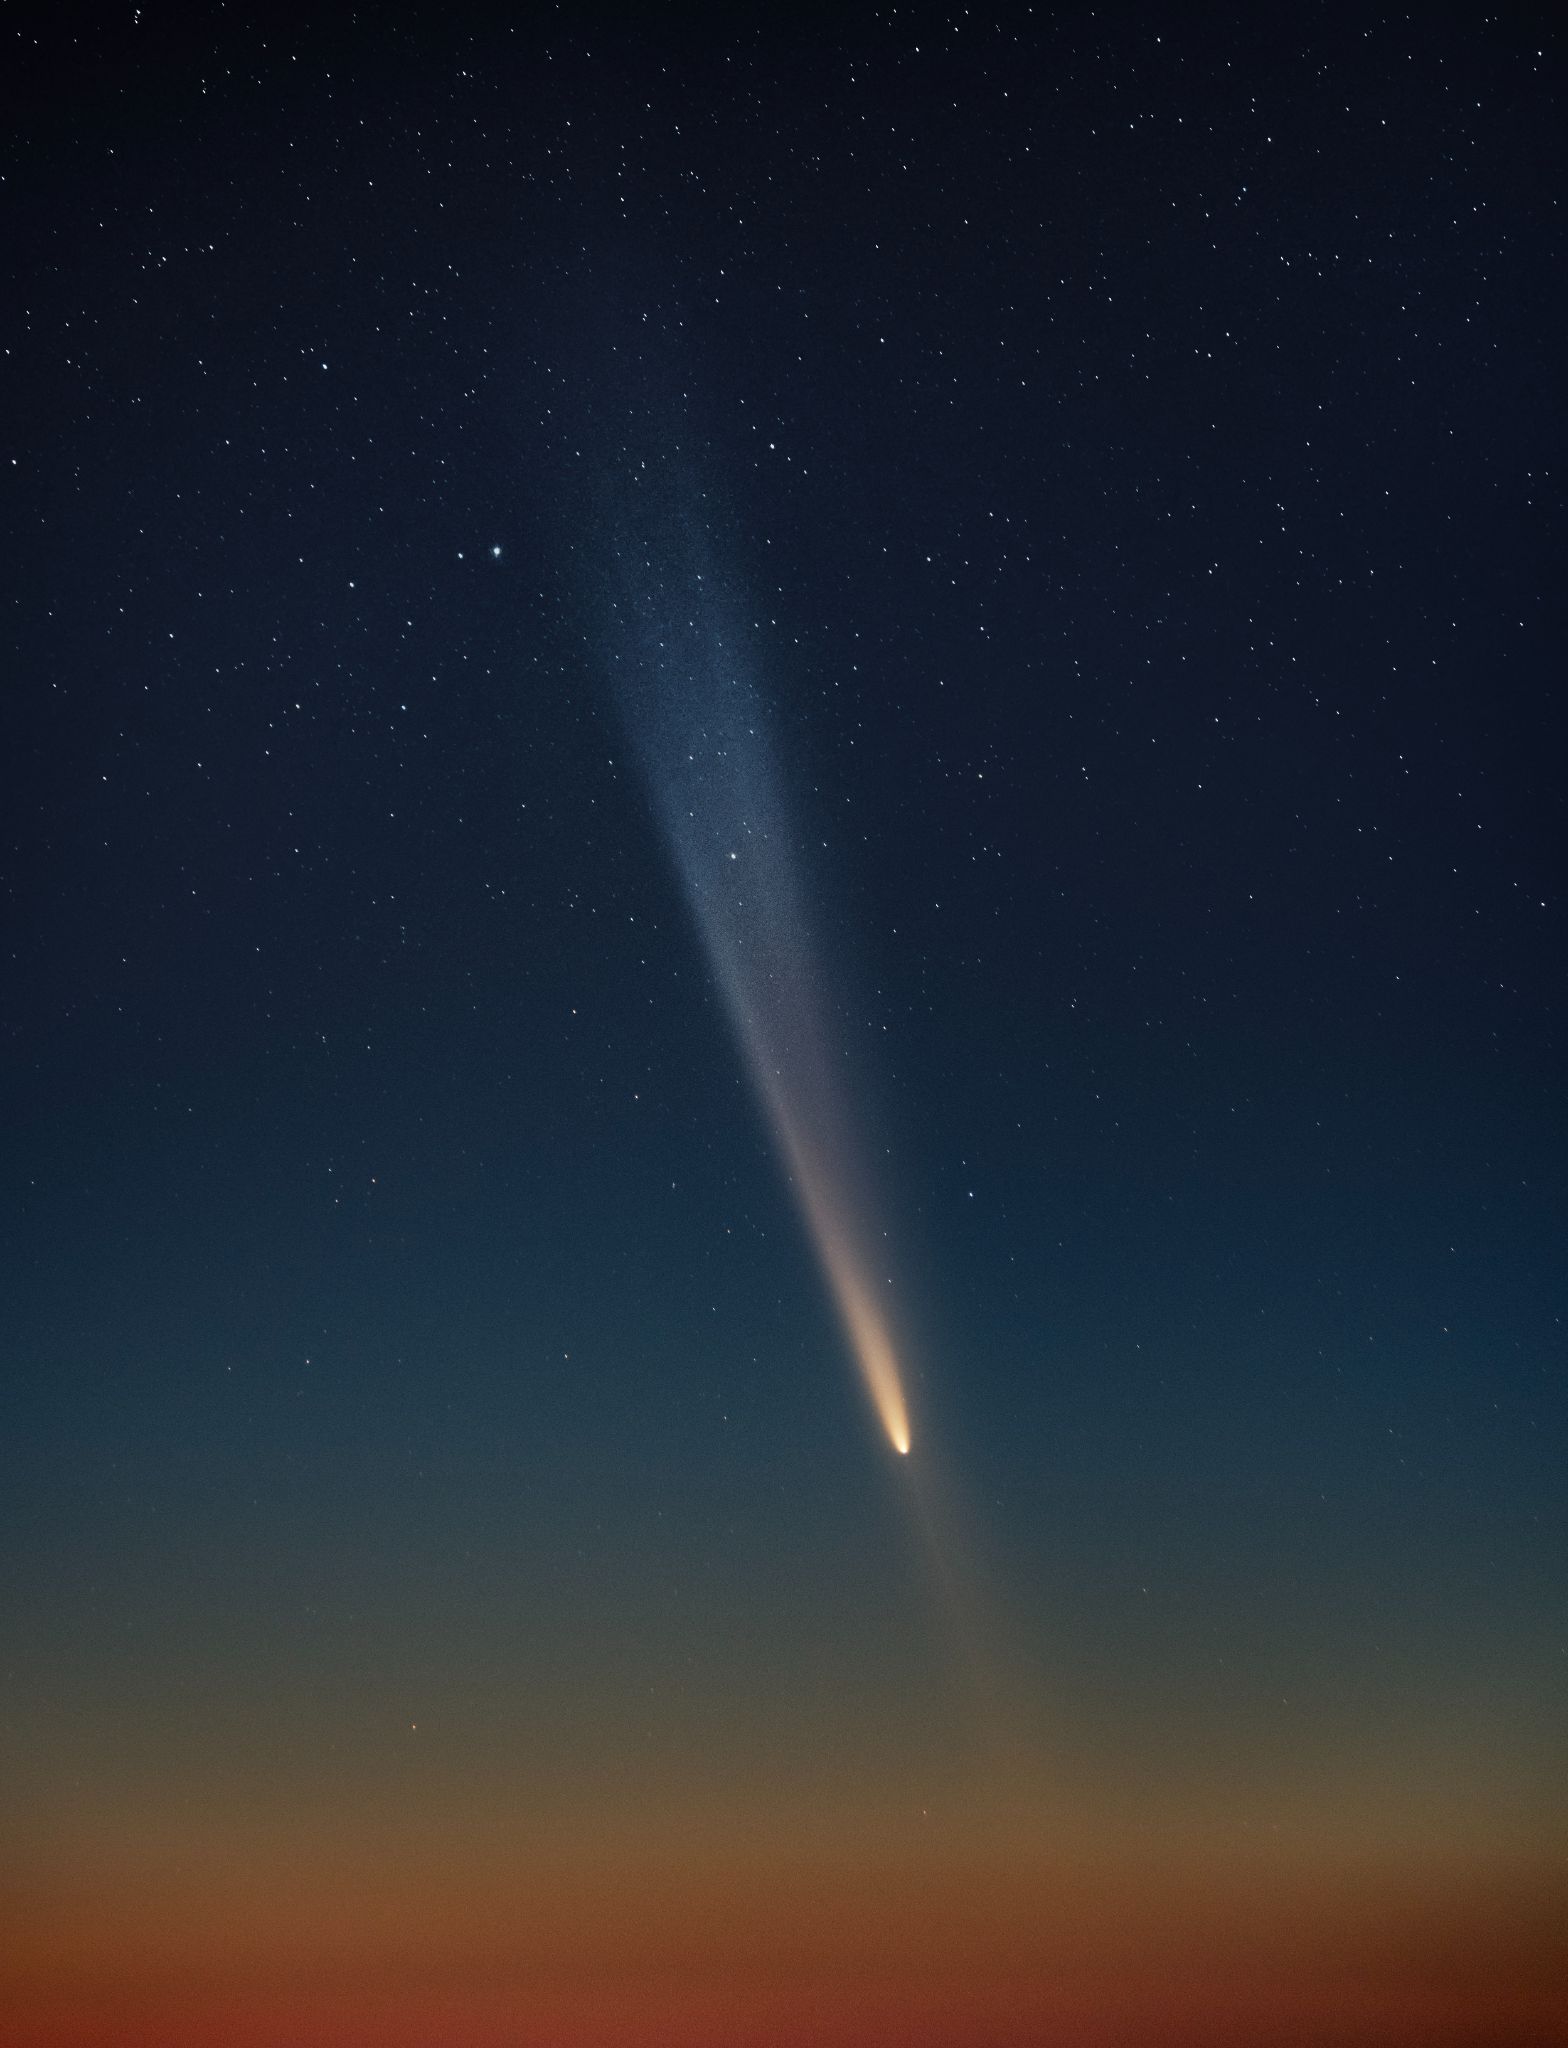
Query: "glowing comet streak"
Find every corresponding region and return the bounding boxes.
[611,535,913,1456]
[734,1013,912,1458]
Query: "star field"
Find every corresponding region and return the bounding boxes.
[3,8,1563,2045]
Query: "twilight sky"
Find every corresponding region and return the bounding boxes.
[3,7,1563,2044]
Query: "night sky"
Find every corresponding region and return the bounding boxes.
[4,7,1564,2045]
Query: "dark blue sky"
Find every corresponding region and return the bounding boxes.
[3,8,1563,2043]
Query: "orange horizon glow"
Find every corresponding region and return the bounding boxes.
[6,1782,1563,2047]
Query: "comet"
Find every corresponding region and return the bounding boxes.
[605,488,913,1457]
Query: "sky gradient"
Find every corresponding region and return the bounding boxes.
[4,5,1564,2043]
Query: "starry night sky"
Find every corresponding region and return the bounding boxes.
[4,8,1564,2045]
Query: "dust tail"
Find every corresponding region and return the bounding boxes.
[602,457,914,1458]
